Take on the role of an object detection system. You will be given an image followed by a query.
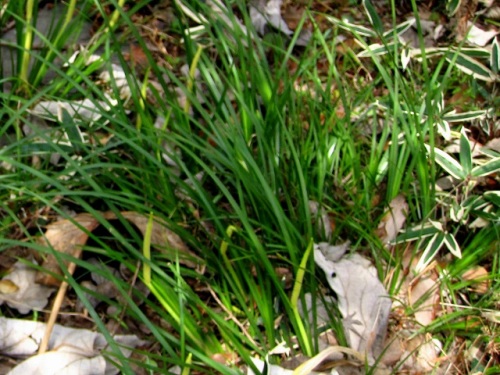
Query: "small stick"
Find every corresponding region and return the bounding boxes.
[38,250,82,354]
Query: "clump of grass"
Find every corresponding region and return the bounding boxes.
[0,0,498,373]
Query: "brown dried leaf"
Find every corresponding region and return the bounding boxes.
[107,211,203,268]
[36,213,100,286]
[462,266,490,294]
[36,211,202,287]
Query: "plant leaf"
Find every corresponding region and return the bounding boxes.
[362,0,384,34]
[425,145,466,180]
[443,232,461,258]
[471,157,500,177]
[459,128,472,176]
[442,109,488,122]
[445,52,495,82]
[492,37,499,74]
[416,232,445,272]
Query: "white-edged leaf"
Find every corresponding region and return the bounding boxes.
[357,43,397,57]
[471,157,500,177]
[443,233,461,258]
[492,37,500,74]
[362,0,384,34]
[325,15,377,37]
[455,47,491,59]
[459,128,473,176]
[437,119,452,140]
[383,18,415,39]
[425,145,466,180]
[395,222,439,243]
[416,232,445,272]
[484,191,500,207]
[445,52,495,81]
[442,109,488,122]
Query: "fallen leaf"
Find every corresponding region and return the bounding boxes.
[376,195,408,246]
[0,262,55,314]
[36,211,202,286]
[462,266,490,294]
[35,213,101,287]
[0,317,144,375]
[314,242,392,363]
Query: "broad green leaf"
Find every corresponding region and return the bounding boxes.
[442,109,488,122]
[416,232,445,272]
[492,37,499,74]
[459,128,472,176]
[455,47,491,59]
[425,145,466,180]
[362,0,384,34]
[484,191,500,207]
[395,222,438,243]
[471,157,500,177]
[443,233,461,258]
[445,52,495,81]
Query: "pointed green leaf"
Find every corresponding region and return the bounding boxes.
[484,191,500,207]
[442,109,487,122]
[416,232,445,272]
[363,0,384,34]
[426,145,466,180]
[459,128,473,176]
[443,233,461,258]
[446,52,495,81]
[395,222,439,243]
[492,37,499,74]
[471,157,500,177]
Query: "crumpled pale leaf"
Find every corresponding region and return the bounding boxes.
[314,242,392,363]
[376,195,408,246]
[0,261,55,314]
[249,0,311,46]
[36,211,202,287]
[29,96,118,124]
[0,317,144,375]
[308,200,333,240]
[465,21,498,46]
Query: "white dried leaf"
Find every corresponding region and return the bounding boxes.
[0,262,55,314]
[314,243,392,363]
[465,22,498,47]
[0,317,144,375]
[377,195,408,246]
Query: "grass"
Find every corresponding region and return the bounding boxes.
[0,0,499,373]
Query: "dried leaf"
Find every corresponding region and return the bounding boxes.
[0,262,55,314]
[314,242,392,363]
[0,317,143,375]
[462,266,490,294]
[36,213,101,286]
[36,211,202,286]
[376,195,408,246]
